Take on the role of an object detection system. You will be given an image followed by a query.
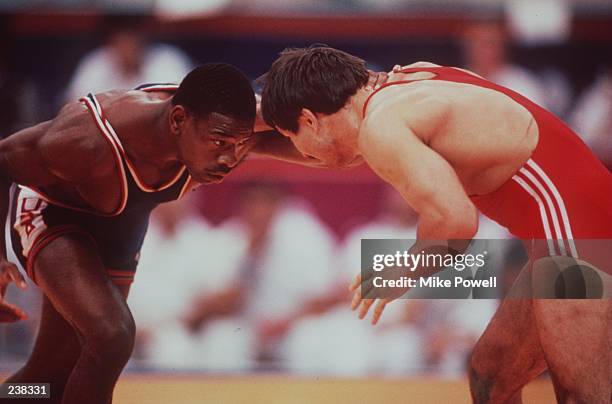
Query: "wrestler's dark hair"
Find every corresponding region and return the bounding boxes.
[173,63,256,125]
[259,45,369,133]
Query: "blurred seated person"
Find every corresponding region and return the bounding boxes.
[290,187,509,377]
[283,186,427,376]
[462,20,546,107]
[0,15,29,137]
[181,182,337,371]
[127,196,247,370]
[64,14,192,102]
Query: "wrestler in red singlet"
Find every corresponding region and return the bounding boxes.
[363,66,612,273]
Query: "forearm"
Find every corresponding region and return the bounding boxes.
[251,131,325,167]
[413,208,476,255]
[416,204,478,240]
[185,286,245,330]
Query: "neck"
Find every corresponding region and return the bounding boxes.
[125,100,179,167]
[351,88,371,123]
[351,70,390,120]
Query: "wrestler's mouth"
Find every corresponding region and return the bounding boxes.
[204,172,226,183]
[304,153,319,161]
[192,170,227,184]
[303,153,327,166]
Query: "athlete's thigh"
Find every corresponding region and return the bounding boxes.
[31,231,133,339]
[537,298,610,400]
[470,262,547,401]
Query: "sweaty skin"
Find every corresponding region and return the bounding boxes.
[267,62,539,322]
[0,88,251,325]
[263,59,611,403]
[0,87,253,404]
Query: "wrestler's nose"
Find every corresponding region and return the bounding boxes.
[217,151,238,168]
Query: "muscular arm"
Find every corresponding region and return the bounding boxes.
[352,101,478,324]
[0,122,58,259]
[360,104,478,239]
[0,122,60,320]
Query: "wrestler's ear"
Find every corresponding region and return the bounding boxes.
[298,108,318,133]
[169,105,188,135]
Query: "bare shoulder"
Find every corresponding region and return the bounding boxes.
[361,87,452,146]
[38,101,116,183]
[395,61,442,69]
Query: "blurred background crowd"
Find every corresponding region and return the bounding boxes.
[0,0,610,379]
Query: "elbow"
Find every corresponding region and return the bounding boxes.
[447,204,478,238]
[449,214,478,239]
[420,204,478,239]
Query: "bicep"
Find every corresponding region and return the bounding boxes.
[0,127,57,186]
[361,121,477,237]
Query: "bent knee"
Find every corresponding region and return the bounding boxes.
[468,362,495,404]
[83,317,136,365]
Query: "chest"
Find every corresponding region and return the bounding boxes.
[41,163,187,216]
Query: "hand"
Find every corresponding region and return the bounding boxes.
[0,259,28,323]
[348,267,417,325]
[348,273,392,326]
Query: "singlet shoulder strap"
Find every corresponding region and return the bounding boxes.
[87,88,189,193]
[80,93,127,153]
[362,80,415,118]
[41,93,130,216]
[136,83,180,92]
[362,66,480,117]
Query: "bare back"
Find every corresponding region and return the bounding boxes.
[362,69,539,196]
[0,89,175,215]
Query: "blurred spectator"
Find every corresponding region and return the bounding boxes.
[128,196,247,370]
[0,15,28,137]
[461,20,546,107]
[285,190,512,377]
[570,66,612,169]
[64,14,192,102]
[142,182,337,372]
[284,187,426,376]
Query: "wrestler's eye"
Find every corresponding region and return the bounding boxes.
[237,136,252,146]
[213,140,229,148]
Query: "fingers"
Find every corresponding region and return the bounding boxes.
[0,301,28,323]
[360,273,377,301]
[358,299,375,319]
[349,272,388,324]
[1,261,27,290]
[371,299,388,325]
[7,264,27,289]
[348,274,361,292]
[350,287,361,311]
